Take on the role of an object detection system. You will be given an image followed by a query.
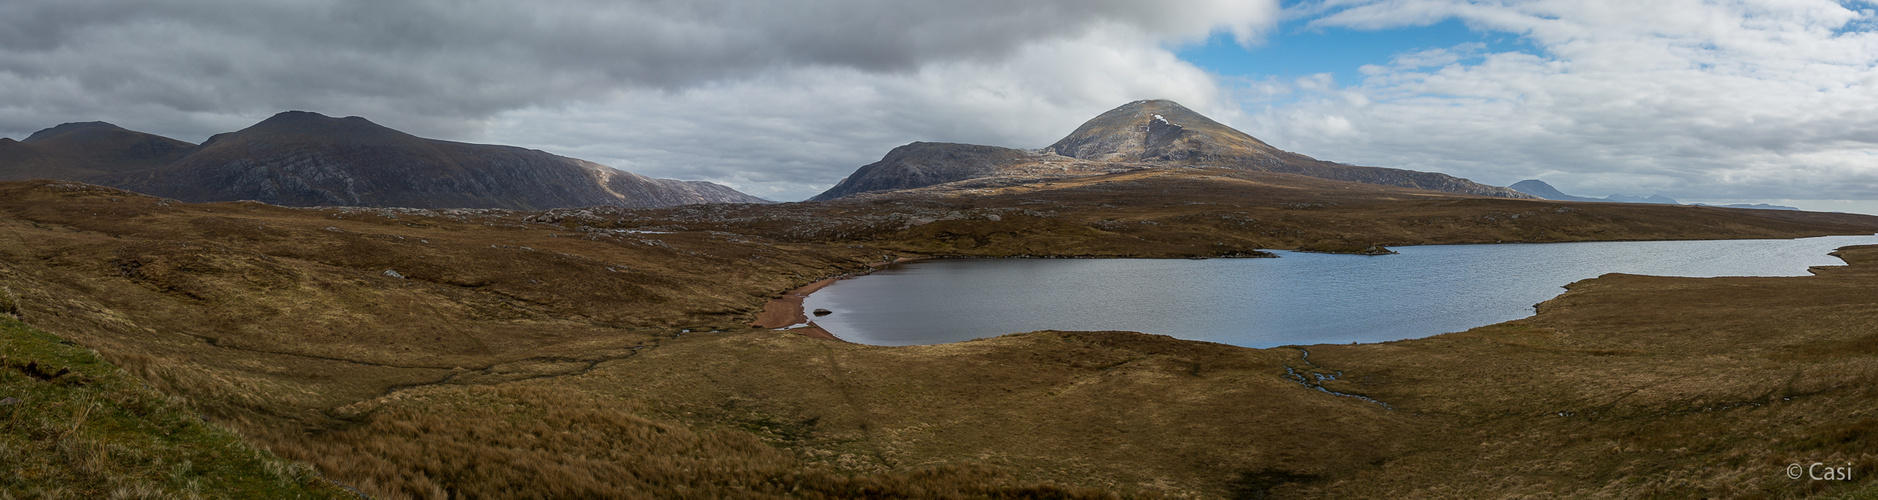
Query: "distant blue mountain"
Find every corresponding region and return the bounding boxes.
[1691,203,1800,211]
[1509,179,1798,210]
[1601,193,1681,205]
[1508,180,1603,202]
[1509,179,1678,204]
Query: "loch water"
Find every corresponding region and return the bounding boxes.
[800,235,1876,348]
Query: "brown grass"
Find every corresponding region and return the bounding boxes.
[260,384,1124,499]
[0,317,345,499]
[3,178,1878,498]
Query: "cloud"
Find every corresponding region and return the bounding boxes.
[0,1,1272,147]
[487,28,1242,200]
[1235,0,1878,203]
[19,0,1871,208]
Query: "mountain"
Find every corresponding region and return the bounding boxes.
[1693,203,1800,211]
[1511,179,1686,205]
[1508,180,1604,202]
[809,143,1033,201]
[22,111,770,209]
[1604,193,1680,205]
[813,100,1534,201]
[1,122,195,181]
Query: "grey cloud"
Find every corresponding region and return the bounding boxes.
[0,0,1270,142]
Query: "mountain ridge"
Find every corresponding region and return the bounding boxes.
[3,112,767,210]
[2,121,196,180]
[814,100,1536,201]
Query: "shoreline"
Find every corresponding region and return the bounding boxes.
[750,257,923,341]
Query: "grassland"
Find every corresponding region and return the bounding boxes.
[0,316,347,499]
[1,177,1876,498]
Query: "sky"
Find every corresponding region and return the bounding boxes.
[3,0,1877,213]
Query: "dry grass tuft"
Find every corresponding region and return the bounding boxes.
[0,286,19,319]
[261,384,1122,499]
[0,317,344,499]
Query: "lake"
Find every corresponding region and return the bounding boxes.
[799,235,1877,348]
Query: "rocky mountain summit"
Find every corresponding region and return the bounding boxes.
[3,112,766,210]
[814,100,1534,200]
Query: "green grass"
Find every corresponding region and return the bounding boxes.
[0,317,348,500]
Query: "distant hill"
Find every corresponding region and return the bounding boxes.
[813,100,1535,201]
[1,122,195,181]
[3,113,766,210]
[1508,180,1604,202]
[810,143,1034,201]
[1692,203,1800,211]
[1511,179,1682,205]
[1511,179,1797,210]
[1604,193,1681,205]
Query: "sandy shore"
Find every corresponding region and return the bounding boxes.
[750,257,922,341]
[749,276,840,329]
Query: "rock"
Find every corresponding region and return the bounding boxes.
[812,308,832,316]
[383,269,404,279]
[1358,245,1398,256]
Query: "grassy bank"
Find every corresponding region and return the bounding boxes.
[0,316,347,499]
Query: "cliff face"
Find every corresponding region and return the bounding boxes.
[63,111,768,209]
[814,100,1535,200]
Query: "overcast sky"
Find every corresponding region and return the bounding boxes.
[4,0,1877,213]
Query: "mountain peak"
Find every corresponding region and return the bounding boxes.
[23,121,129,143]
[224,110,409,146]
[1046,99,1274,163]
[815,99,1535,201]
[255,110,383,129]
[1508,179,1578,200]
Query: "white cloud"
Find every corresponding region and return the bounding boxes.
[487,28,1242,201]
[1236,0,1878,204]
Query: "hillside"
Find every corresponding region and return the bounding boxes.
[2,113,767,210]
[99,111,771,209]
[813,100,1535,201]
[0,316,348,498]
[0,122,195,181]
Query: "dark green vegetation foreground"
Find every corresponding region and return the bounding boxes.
[2,179,1876,498]
[0,317,346,499]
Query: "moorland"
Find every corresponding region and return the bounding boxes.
[4,171,1878,498]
